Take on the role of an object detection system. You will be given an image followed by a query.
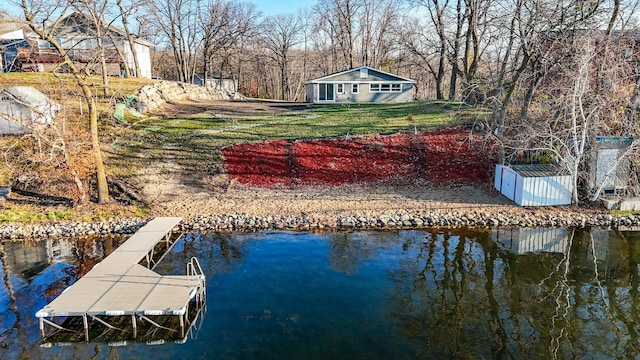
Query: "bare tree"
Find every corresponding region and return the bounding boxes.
[513,38,599,203]
[309,11,340,73]
[482,0,604,163]
[313,0,361,69]
[115,0,145,78]
[410,0,449,100]
[72,1,111,97]
[151,0,201,82]
[357,0,398,68]
[261,13,303,101]
[510,28,640,203]
[17,1,109,203]
[395,14,442,99]
[199,0,258,88]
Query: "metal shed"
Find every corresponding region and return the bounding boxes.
[494,164,573,206]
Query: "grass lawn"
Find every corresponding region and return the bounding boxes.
[124,101,481,142]
[0,72,486,219]
[106,100,487,182]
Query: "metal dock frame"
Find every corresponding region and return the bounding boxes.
[35,217,207,342]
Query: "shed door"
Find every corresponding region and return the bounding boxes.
[319,83,334,101]
[501,168,517,201]
[596,149,619,191]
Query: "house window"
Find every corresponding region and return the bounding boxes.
[352,83,359,94]
[37,40,53,49]
[336,83,344,94]
[369,83,402,92]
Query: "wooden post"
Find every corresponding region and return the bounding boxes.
[39,318,45,337]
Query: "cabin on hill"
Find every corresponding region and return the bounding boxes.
[0,12,154,78]
[305,66,416,103]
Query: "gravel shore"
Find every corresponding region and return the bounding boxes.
[1,183,636,240]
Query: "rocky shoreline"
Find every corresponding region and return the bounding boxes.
[1,210,639,240]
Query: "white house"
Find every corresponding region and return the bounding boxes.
[0,12,154,78]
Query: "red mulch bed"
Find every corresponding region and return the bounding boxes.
[222,127,497,188]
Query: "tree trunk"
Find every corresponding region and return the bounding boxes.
[21,3,109,204]
[127,35,142,77]
[98,39,109,97]
[117,0,142,77]
[83,84,109,204]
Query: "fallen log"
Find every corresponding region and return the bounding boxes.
[10,188,74,207]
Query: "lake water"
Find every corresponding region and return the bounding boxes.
[1,228,639,359]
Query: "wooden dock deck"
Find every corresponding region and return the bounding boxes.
[35,217,206,342]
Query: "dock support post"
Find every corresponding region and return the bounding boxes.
[180,314,185,338]
[39,317,45,337]
[131,315,137,339]
[82,315,89,342]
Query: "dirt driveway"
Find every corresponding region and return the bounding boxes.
[152,99,311,119]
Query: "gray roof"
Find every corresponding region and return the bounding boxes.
[509,164,569,177]
[307,66,416,84]
[55,11,155,48]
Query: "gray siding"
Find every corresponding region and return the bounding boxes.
[305,67,416,103]
[306,82,414,103]
[335,83,413,103]
[327,68,400,82]
[305,83,315,102]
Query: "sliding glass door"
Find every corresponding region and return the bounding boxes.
[318,83,334,101]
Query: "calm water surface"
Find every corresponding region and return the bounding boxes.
[1,228,639,359]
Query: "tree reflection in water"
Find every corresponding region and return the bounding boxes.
[387,228,640,359]
[1,229,640,359]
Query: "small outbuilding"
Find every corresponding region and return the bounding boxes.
[193,74,238,93]
[494,164,573,206]
[589,136,633,195]
[0,86,61,134]
[305,66,415,103]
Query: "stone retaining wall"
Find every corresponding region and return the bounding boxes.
[1,211,639,240]
[133,80,243,113]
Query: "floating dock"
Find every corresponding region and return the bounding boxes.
[35,217,206,343]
